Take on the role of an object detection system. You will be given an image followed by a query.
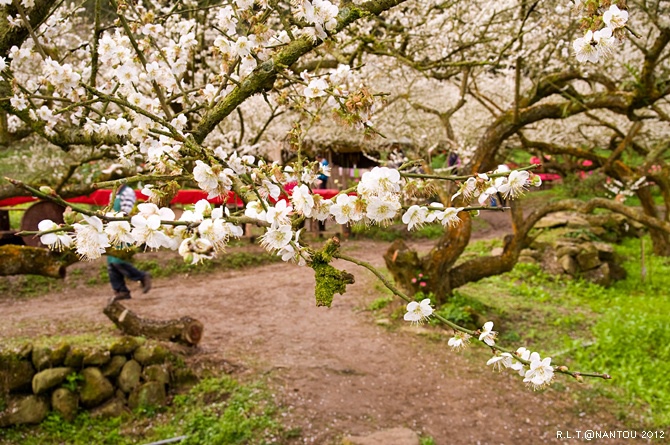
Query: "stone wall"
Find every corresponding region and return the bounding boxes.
[0,337,198,427]
[512,211,639,286]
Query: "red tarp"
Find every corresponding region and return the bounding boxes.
[0,188,342,208]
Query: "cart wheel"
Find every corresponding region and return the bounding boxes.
[20,201,66,247]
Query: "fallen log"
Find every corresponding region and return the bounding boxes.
[0,245,77,278]
[103,301,204,347]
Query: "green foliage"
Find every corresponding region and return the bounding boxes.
[368,295,393,311]
[433,291,487,327]
[0,376,286,445]
[1,412,127,445]
[0,274,65,298]
[160,376,284,445]
[420,437,437,445]
[63,372,84,392]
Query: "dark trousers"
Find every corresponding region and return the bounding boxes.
[108,260,145,293]
[318,179,328,231]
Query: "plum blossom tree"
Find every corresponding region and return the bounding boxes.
[0,0,641,388]
[301,0,670,297]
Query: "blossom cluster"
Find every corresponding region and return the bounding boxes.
[573,4,629,63]
[3,0,371,176]
[603,176,648,203]
[300,65,380,131]
[39,201,243,264]
[475,321,554,389]
[451,167,542,206]
[401,300,555,390]
[487,348,555,390]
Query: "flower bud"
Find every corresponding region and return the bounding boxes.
[39,186,56,196]
[63,207,76,225]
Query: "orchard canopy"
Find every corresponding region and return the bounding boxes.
[0,0,669,388]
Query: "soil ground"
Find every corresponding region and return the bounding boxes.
[0,212,633,444]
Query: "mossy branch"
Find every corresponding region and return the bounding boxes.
[310,237,355,307]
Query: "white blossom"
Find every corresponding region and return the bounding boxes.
[403,298,434,325]
[487,353,514,372]
[603,5,628,29]
[291,184,315,217]
[38,219,73,251]
[479,321,497,346]
[523,352,555,389]
[73,215,110,260]
[448,332,471,351]
[329,194,363,224]
[260,224,293,251]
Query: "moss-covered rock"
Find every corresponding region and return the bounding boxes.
[118,360,141,394]
[51,388,78,422]
[82,348,111,367]
[143,364,170,386]
[0,395,49,427]
[109,337,144,355]
[171,367,199,391]
[31,343,70,371]
[91,397,128,419]
[101,355,127,379]
[133,344,170,366]
[79,368,114,408]
[63,346,87,368]
[128,382,166,410]
[0,352,35,393]
[32,367,74,394]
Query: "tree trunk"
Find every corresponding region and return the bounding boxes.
[103,301,204,347]
[636,187,670,256]
[383,239,422,295]
[383,212,472,304]
[423,212,472,301]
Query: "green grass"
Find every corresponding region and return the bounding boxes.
[0,375,288,445]
[0,332,120,351]
[456,236,670,427]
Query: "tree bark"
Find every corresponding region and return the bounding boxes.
[635,187,670,256]
[103,301,204,347]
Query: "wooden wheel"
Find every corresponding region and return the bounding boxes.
[20,201,66,247]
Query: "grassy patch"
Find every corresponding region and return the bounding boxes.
[133,250,280,280]
[1,247,282,298]
[456,236,670,427]
[0,375,288,445]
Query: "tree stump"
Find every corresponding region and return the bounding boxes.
[103,301,204,347]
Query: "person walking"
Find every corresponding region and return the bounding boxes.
[316,154,330,232]
[107,184,151,302]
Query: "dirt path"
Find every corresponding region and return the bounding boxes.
[0,215,631,444]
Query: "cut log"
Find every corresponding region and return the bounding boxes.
[103,301,204,347]
[0,245,77,278]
